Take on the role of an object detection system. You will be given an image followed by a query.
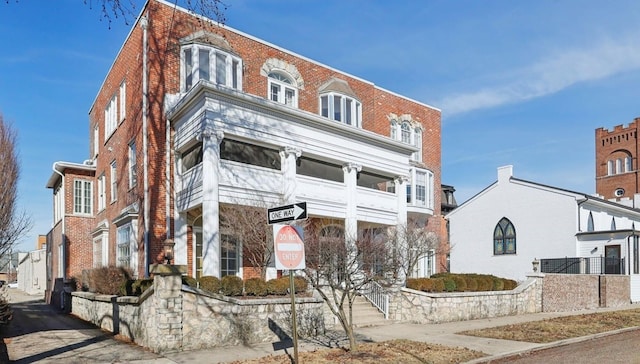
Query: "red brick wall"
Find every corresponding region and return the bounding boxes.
[595,120,640,199]
[81,0,442,279]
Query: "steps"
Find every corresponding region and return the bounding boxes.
[351,295,389,328]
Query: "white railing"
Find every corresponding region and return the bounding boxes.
[361,281,389,319]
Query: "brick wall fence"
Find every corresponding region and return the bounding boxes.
[70,272,632,353]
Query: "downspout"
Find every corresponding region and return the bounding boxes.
[166,100,171,242]
[52,163,66,310]
[141,14,150,277]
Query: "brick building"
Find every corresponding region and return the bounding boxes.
[595,120,640,200]
[45,0,444,299]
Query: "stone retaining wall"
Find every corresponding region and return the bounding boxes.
[389,276,543,323]
[542,274,630,312]
[71,274,325,353]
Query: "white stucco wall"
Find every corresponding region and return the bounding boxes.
[448,166,581,281]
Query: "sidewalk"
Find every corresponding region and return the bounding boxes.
[3,288,639,363]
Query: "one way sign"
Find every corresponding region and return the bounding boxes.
[267,202,308,225]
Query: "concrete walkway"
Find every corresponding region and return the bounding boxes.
[2,288,639,363]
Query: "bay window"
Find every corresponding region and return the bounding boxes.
[319,92,362,127]
[181,44,242,92]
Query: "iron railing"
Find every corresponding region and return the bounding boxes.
[541,256,625,275]
[361,281,389,319]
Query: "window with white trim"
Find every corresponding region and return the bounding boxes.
[391,119,423,162]
[117,223,133,268]
[319,92,361,127]
[128,141,137,188]
[625,156,632,172]
[110,161,117,202]
[104,94,117,139]
[607,160,614,175]
[616,158,623,174]
[268,72,297,107]
[97,174,106,211]
[220,234,239,277]
[73,180,92,215]
[53,185,63,223]
[119,81,126,121]
[181,45,242,92]
[407,168,434,209]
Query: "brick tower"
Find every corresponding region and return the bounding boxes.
[595,120,640,199]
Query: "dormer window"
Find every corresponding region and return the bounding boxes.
[268,72,297,107]
[390,116,423,162]
[319,92,361,127]
[181,44,242,92]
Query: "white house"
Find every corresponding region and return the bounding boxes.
[448,165,640,302]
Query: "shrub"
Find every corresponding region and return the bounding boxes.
[87,266,132,295]
[432,278,445,292]
[492,277,504,291]
[182,276,197,288]
[132,279,153,295]
[267,277,289,295]
[453,276,467,292]
[293,276,308,293]
[443,277,456,292]
[503,279,518,290]
[465,276,478,291]
[244,278,268,296]
[406,278,420,290]
[421,278,434,292]
[220,275,243,296]
[199,276,221,294]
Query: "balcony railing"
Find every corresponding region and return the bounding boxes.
[541,256,626,275]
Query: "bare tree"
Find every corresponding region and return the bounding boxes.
[301,220,398,352]
[219,203,274,279]
[81,0,228,27]
[388,219,442,279]
[0,114,31,258]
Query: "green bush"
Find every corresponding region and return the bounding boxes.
[492,277,504,291]
[443,277,456,292]
[244,278,268,296]
[199,276,221,294]
[220,275,243,296]
[182,276,197,288]
[267,277,289,295]
[133,279,153,295]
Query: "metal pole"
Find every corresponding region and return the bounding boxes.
[289,270,299,364]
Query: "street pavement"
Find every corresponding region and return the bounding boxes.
[2,288,639,363]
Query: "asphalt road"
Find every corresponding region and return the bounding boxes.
[485,329,640,364]
[0,289,168,364]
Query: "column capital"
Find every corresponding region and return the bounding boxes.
[279,146,302,159]
[394,175,410,185]
[196,125,224,143]
[342,162,362,174]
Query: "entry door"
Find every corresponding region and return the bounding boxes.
[605,245,621,274]
[194,227,203,279]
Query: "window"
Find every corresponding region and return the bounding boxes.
[220,139,281,170]
[268,72,297,107]
[407,169,434,209]
[182,45,242,92]
[607,160,614,175]
[117,224,133,268]
[616,158,623,174]
[54,185,63,222]
[391,118,423,161]
[587,212,594,232]
[128,142,137,188]
[73,180,92,215]
[413,250,435,278]
[104,94,117,139]
[181,143,203,172]
[220,234,239,277]
[93,124,99,158]
[319,92,361,127]
[626,156,633,173]
[634,235,639,274]
[110,161,117,202]
[97,174,106,211]
[611,217,616,231]
[296,156,344,183]
[119,81,126,121]
[494,218,516,255]
[356,170,395,192]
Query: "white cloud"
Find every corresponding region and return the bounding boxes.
[438,36,640,116]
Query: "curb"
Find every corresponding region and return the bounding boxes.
[464,326,640,363]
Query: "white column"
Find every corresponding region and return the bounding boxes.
[279,146,301,204]
[395,175,409,282]
[173,212,188,265]
[197,123,224,277]
[342,163,362,244]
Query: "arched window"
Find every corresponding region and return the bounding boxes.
[401,122,411,144]
[607,160,614,175]
[587,212,594,232]
[625,156,633,173]
[611,217,616,231]
[616,158,623,174]
[268,72,298,107]
[494,218,516,255]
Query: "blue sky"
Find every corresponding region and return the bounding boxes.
[2,0,640,252]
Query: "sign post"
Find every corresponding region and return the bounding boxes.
[272,223,305,364]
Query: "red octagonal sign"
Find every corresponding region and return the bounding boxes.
[273,224,305,270]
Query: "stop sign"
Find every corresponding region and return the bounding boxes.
[273,224,305,270]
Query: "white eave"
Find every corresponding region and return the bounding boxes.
[46,161,96,189]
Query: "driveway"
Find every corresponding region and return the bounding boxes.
[0,289,172,364]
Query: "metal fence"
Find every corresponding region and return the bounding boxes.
[540,256,625,275]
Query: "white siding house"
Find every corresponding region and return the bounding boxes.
[448,166,640,302]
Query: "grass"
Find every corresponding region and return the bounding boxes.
[229,308,640,363]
